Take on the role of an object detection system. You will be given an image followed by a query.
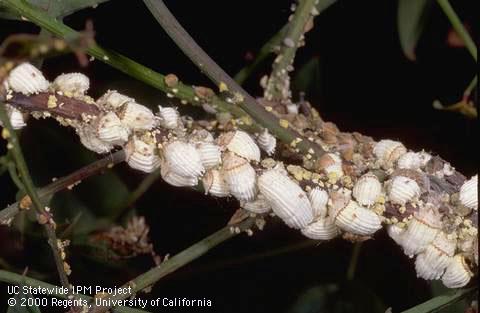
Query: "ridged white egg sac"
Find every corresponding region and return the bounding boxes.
[352,173,382,207]
[158,106,180,129]
[441,254,473,288]
[97,90,134,110]
[317,153,344,178]
[4,104,27,130]
[125,137,161,173]
[373,139,407,169]
[222,152,257,201]
[258,169,314,229]
[161,161,198,187]
[241,194,271,214]
[414,232,457,280]
[386,224,405,245]
[388,176,421,205]
[195,141,222,169]
[76,124,113,154]
[301,216,340,240]
[257,129,276,156]
[332,200,382,236]
[308,187,329,218]
[163,141,205,179]
[202,169,229,197]
[400,207,441,257]
[218,130,261,162]
[52,73,90,95]
[95,112,130,146]
[118,102,156,130]
[397,152,422,170]
[459,175,477,210]
[7,63,50,95]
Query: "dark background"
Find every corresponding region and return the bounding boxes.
[0,1,478,312]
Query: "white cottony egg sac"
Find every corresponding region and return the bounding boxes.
[308,187,329,218]
[97,90,134,109]
[399,207,441,257]
[386,224,405,245]
[352,173,382,207]
[95,111,130,146]
[257,169,313,229]
[163,141,205,178]
[317,153,344,179]
[221,152,257,201]
[161,160,198,187]
[3,104,27,130]
[414,232,456,280]
[397,152,423,170]
[202,169,229,197]
[301,216,340,240]
[388,176,421,205]
[125,137,160,173]
[241,194,272,214]
[52,72,90,95]
[76,124,114,154]
[7,62,50,95]
[332,200,382,236]
[195,141,222,169]
[218,130,261,162]
[459,175,478,210]
[373,139,407,169]
[257,129,276,156]
[118,102,156,130]
[441,254,473,288]
[158,105,180,129]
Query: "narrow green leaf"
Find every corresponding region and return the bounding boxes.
[397,0,433,61]
[400,287,476,313]
[0,0,111,20]
[7,277,43,313]
[292,57,322,99]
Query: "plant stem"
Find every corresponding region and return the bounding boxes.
[0,103,70,288]
[437,0,477,61]
[346,242,362,281]
[142,0,325,158]
[234,0,336,85]
[400,287,477,313]
[463,75,477,99]
[0,270,150,313]
[264,0,317,102]
[88,217,257,313]
[115,170,161,220]
[0,150,125,224]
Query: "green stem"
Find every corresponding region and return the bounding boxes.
[265,0,317,102]
[346,242,362,281]
[115,170,161,220]
[0,103,70,288]
[0,150,125,224]
[400,287,477,313]
[437,0,477,61]
[463,75,477,98]
[234,0,336,85]
[142,0,325,158]
[0,270,150,313]
[88,217,256,313]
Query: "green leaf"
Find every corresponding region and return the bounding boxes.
[397,0,433,61]
[7,277,42,313]
[0,0,111,20]
[292,57,322,99]
[400,287,476,313]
